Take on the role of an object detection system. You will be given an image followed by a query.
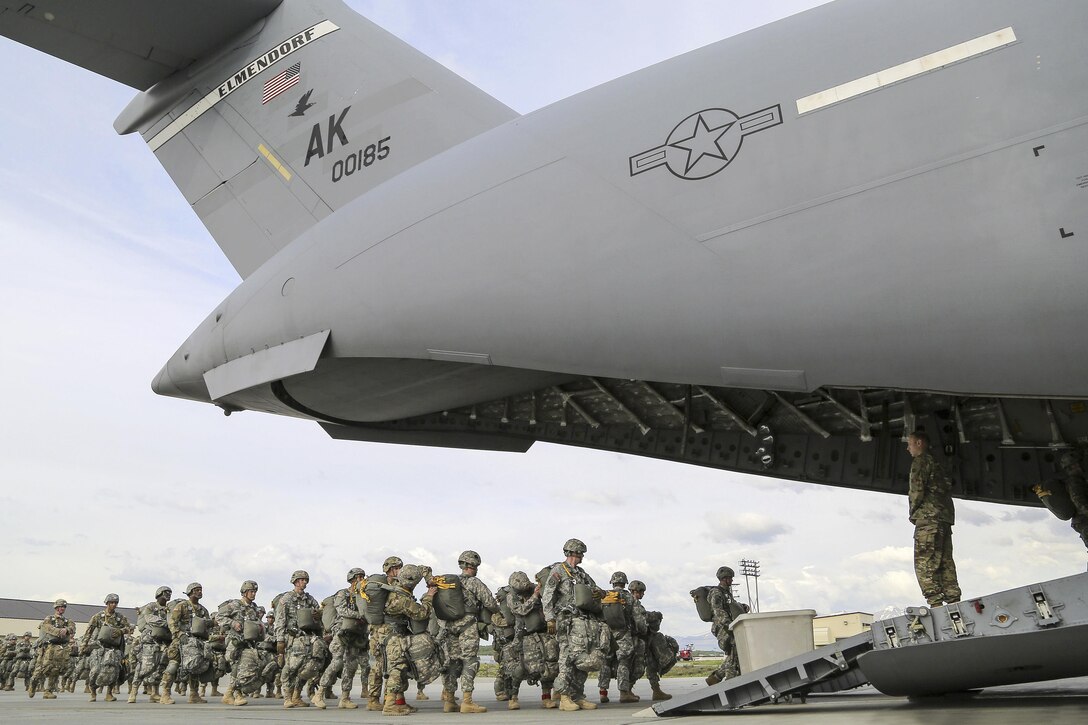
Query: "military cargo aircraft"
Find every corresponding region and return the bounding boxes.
[3,0,1086,515]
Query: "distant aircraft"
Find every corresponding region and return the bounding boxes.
[4,0,1086,510]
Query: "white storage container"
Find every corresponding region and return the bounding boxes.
[730,609,816,673]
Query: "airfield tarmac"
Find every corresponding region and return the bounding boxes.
[2,676,1087,723]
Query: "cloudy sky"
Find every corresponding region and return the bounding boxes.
[1,0,1082,640]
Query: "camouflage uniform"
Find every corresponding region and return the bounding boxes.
[132,603,170,702]
[0,635,14,690]
[707,582,740,682]
[492,585,515,702]
[4,635,34,690]
[909,449,961,606]
[81,599,131,700]
[365,556,403,709]
[597,573,637,702]
[1060,447,1088,549]
[259,613,281,697]
[629,581,671,700]
[216,584,263,704]
[274,574,323,707]
[542,541,609,710]
[164,585,211,704]
[505,572,559,708]
[383,564,436,715]
[318,569,370,709]
[441,551,500,706]
[32,605,77,698]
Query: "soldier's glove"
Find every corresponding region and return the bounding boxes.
[276,641,285,656]
[546,620,556,636]
[491,612,508,628]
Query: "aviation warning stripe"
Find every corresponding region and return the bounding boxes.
[796,27,1017,115]
[148,20,340,152]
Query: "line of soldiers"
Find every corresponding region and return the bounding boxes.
[13,538,687,716]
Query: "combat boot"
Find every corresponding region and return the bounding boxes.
[43,690,57,700]
[559,694,580,711]
[284,691,297,709]
[368,695,384,711]
[441,688,460,713]
[210,682,222,697]
[339,691,358,709]
[460,692,487,713]
[619,690,640,703]
[232,688,248,706]
[27,679,36,698]
[705,673,722,686]
[105,686,117,702]
[599,688,610,703]
[150,685,160,703]
[158,678,175,705]
[542,689,557,709]
[84,682,92,693]
[188,689,204,704]
[577,697,598,710]
[508,695,520,710]
[383,695,411,716]
[495,690,509,701]
[89,686,97,702]
[127,688,137,703]
[416,686,430,700]
[312,689,327,709]
[291,688,310,707]
[651,685,672,701]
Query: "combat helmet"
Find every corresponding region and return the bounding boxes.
[610,571,628,586]
[399,564,425,589]
[240,580,258,594]
[53,598,67,608]
[155,585,172,599]
[185,582,203,595]
[104,593,119,604]
[382,556,404,574]
[458,550,482,568]
[347,567,366,582]
[290,570,310,583]
[508,571,534,593]
[716,566,735,580]
[23,631,32,637]
[629,580,646,593]
[563,538,587,555]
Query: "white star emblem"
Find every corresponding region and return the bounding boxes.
[669,114,734,174]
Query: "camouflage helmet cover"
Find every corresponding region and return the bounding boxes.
[716,566,735,580]
[382,556,404,573]
[290,570,310,583]
[347,567,366,582]
[23,631,32,637]
[562,538,587,555]
[508,571,533,593]
[53,598,68,608]
[458,550,482,567]
[155,586,172,598]
[104,593,119,604]
[185,582,203,595]
[240,580,258,594]
[610,571,628,586]
[628,580,646,593]
[399,564,424,588]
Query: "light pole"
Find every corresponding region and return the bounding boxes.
[739,559,760,612]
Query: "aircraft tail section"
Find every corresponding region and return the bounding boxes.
[9,0,517,279]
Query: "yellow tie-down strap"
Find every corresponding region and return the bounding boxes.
[354,581,370,602]
[432,576,459,590]
[601,591,622,605]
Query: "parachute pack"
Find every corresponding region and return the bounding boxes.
[432,575,467,621]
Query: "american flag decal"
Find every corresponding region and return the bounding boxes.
[261,62,301,104]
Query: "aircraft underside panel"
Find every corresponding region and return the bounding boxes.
[295,365,1088,507]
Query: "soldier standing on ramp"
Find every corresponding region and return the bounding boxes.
[907,431,962,607]
[704,567,740,686]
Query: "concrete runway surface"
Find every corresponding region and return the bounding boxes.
[2,676,1086,723]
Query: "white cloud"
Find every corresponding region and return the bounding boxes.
[705,512,793,545]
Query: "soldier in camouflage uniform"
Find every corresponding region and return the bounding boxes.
[161,582,211,705]
[908,431,961,606]
[542,538,609,712]
[366,555,403,711]
[492,583,515,705]
[439,550,500,714]
[129,585,172,703]
[275,569,323,709]
[30,599,76,699]
[382,563,437,716]
[0,634,15,690]
[259,610,282,698]
[505,570,559,709]
[5,633,33,691]
[318,567,370,709]
[215,579,263,706]
[704,566,741,686]
[1059,445,1088,550]
[597,571,638,703]
[81,593,132,702]
[628,580,670,700]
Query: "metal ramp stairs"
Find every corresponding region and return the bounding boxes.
[652,571,1088,716]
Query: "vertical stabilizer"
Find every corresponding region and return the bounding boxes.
[115,0,517,278]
